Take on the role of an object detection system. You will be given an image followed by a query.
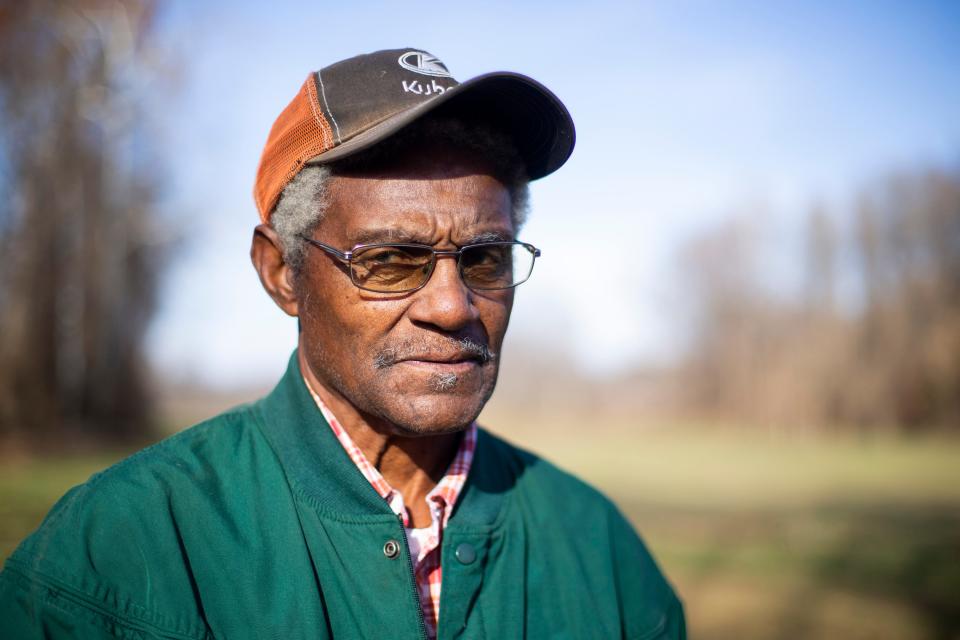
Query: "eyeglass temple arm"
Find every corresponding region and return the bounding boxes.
[300,236,353,262]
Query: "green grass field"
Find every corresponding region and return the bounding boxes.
[2,421,959,639]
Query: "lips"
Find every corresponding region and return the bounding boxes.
[374,338,494,370]
[396,353,483,373]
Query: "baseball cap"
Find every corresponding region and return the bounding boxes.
[253,48,576,223]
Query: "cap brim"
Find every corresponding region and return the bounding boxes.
[304,72,575,180]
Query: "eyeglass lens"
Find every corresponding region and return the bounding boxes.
[349,243,535,292]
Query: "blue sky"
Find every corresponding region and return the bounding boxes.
[146,1,960,387]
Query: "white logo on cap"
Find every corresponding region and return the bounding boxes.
[398,51,452,78]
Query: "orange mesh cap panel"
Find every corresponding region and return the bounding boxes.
[253,74,334,223]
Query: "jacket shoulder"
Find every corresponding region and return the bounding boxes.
[477,428,686,639]
[1,403,269,639]
[477,427,626,519]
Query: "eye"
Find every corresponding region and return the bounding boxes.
[350,245,434,291]
[359,246,425,265]
[462,244,509,267]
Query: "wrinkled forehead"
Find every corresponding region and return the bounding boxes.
[323,165,514,245]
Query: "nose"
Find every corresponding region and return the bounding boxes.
[406,254,479,331]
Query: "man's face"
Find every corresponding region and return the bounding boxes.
[295,147,516,436]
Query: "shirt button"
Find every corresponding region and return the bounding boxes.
[455,543,476,565]
[383,540,401,559]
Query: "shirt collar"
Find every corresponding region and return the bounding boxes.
[303,374,477,527]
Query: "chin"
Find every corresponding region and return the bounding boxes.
[383,389,491,437]
[365,366,497,436]
[390,420,472,438]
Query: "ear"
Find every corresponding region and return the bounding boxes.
[251,224,300,317]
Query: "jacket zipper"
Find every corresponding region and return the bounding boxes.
[398,514,429,640]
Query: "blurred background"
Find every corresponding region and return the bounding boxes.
[1,1,959,638]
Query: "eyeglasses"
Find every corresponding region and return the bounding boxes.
[300,236,541,294]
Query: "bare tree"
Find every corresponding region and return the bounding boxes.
[804,205,837,314]
[674,164,960,432]
[851,168,960,429]
[0,0,172,446]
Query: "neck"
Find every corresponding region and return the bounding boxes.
[297,347,461,527]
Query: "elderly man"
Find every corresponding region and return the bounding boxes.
[1,49,684,639]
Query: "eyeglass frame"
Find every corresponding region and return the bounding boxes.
[299,235,542,294]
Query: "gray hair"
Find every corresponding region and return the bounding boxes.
[271,117,531,271]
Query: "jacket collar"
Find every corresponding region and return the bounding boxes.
[254,351,510,530]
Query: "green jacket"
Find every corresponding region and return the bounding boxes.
[1,353,684,639]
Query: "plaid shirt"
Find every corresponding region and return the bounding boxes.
[304,378,476,640]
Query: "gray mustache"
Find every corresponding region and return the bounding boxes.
[373,337,496,369]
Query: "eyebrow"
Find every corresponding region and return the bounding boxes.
[350,228,427,245]
[465,230,511,244]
